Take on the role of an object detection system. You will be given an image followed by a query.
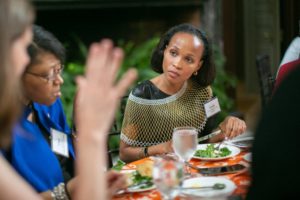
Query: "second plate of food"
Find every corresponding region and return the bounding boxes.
[193,143,241,161]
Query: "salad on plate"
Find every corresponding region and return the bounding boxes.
[193,143,240,161]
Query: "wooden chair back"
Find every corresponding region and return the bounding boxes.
[256,54,275,107]
[107,96,128,168]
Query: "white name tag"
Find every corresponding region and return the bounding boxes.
[204,97,221,118]
[51,128,69,158]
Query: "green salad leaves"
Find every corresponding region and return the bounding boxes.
[111,160,126,171]
[194,144,231,158]
[112,160,153,190]
[129,171,153,189]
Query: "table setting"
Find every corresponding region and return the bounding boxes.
[113,127,253,200]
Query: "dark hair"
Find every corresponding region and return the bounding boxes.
[27,25,65,69]
[151,23,215,86]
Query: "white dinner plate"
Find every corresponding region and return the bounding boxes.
[243,152,252,162]
[224,136,254,149]
[193,143,241,161]
[182,177,236,197]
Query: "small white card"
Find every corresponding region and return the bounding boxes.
[204,97,221,118]
[51,128,69,158]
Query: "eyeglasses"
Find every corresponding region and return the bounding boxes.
[25,64,64,83]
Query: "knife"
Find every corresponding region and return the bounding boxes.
[198,129,222,143]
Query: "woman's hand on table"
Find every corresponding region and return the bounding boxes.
[218,116,247,139]
[155,140,174,154]
[119,140,174,163]
[148,141,174,156]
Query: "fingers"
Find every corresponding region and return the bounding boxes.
[166,140,174,153]
[106,171,127,199]
[107,171,124,184]
[115,68,137,98]
[219,116,247,139]
[85,39,114,83]
[85,43,103,81]
[85,40,135,91]
[75,76,86,101]
[108,47,124,80]
[107,172,127,193]
[74,76,86,126]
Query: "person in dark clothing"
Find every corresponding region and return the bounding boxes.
[247,64,300,199]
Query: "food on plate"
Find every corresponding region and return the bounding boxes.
[136,160,154,177]
[125,171,153,189]
[194,144,231,158]
[124,160,154,189]
[124,171,135,186]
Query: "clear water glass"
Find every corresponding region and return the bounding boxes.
[172,127,198,175]
[172,127,198,162]
[152,157,183,200]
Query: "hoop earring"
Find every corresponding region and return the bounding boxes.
[193,71,198,76]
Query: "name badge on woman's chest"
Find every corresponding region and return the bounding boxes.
[204,97,221,118]
[51,128,69,158]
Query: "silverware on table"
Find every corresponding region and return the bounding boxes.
[198,129,222,143]
[181,183,226,190]
[127,181,153,190]
[116,181,154,194]
[215,136,228,150]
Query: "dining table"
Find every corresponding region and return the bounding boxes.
[113,149,251,200]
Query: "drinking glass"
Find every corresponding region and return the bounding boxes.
[152,157,183,200]
[172,127,198,176]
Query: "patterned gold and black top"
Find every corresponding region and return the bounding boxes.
[121,79,214,147]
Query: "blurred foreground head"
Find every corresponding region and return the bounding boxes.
[0,0,35,148]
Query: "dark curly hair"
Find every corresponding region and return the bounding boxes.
[150,23,215,86]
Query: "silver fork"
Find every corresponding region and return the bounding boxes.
[116,181,153,194]
[215,136,228,150]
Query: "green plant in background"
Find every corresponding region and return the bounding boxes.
[211,45,237,123]
[61,38,87,125]
[118,37,160,84]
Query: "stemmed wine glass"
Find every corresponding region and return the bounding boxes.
[172,126,198,176]
[152,156,183,200]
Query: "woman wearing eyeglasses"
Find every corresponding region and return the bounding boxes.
[2,24,76,199]
[3,25,127,199]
